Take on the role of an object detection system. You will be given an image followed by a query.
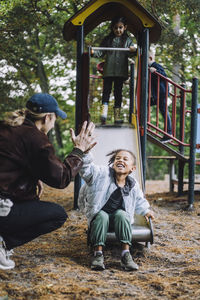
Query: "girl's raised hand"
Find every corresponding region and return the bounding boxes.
[70,121,97,153]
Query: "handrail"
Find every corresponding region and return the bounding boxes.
[152,71,192,93]
[147,69,192,149]
[147,123,190,146]
[91,46,131,52]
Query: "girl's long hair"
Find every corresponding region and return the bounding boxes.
[2,109,47,127]
[101,16,129,48]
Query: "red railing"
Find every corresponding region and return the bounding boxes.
[147,70,192,147]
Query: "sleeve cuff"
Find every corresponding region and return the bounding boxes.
[141,208,150,216]
[71,147,84,159]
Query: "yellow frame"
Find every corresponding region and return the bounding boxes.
[71,0,155,28]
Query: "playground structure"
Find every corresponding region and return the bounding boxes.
[63,0,199,212]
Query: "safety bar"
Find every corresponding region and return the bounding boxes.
[91,46,131,51]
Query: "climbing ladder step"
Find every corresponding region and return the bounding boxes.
[147,133,189,162]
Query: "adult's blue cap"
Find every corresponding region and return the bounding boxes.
[26,93,67,119]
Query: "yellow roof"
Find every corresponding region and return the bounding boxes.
[63,0,161,43]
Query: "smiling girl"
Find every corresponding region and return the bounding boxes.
[78,149,154,271]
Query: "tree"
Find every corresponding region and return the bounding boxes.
[0,0,85,155]
[0,0,199,171]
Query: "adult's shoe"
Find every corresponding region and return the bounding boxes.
[0,242,15,270]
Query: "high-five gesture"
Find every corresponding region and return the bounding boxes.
[70,121,97,153]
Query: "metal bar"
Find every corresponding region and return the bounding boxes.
[147,123,190,146]
[179,85,186,150]
[188,78,198,208]
[90,74,102,79]
[91,47,130,51]
[172,87,177,136]
[153,71,192,92]
[164,81,168,133]
[169,159,176,192]
[147,133,189,162]
[129,63,135,123]
[74,25,84,210]
[181,89,186,144]
[174,88,177,137]
[178,161,185,195]
[136,47,142,123]
[178,85,186,195]
[156,75,160,129]
[140,28,149,186]
[147,70,151,123]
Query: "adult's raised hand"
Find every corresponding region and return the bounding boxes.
[70,121,97,153]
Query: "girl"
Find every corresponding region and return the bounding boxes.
[78,149,154,271]
[0,93,96,270]
[91,16,136,124]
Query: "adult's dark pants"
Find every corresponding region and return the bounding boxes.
[151,96,172,135]
[102,77,124,107]
[0,200,67,250]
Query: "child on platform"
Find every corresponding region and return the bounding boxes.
[148,50,172,143]
[78,149,154,271]
[91,16,136,125]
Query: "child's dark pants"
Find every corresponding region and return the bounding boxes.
[151,96,172,135]
[102,77,124,107]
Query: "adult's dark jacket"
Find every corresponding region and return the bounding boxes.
[0,119,83,203]
[150,62,169,100]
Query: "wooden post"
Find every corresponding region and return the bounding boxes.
[74,25,84,209]
[140,28,149,187]
[188,78,198,210]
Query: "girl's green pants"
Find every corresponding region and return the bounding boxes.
[90,209,132,247]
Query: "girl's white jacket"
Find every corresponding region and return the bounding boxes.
[78,153,150,225]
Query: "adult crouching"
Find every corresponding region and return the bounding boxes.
[0,93,96,270]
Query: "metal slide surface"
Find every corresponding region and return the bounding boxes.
[90,124,143,190]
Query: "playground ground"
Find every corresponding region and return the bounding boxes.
[0,180,200,300]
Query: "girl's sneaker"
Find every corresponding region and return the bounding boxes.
[91,253,105,270]
[100,104,108,125]
[0,242,15,270]
[114,107,123,124]
[121,252,138,271]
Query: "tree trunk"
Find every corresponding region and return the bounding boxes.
[36,60,49,93]
[172,14,181,83]
[55,122,63,148]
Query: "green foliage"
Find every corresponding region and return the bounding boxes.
[0,0,199,177]
[0,0,80,156]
